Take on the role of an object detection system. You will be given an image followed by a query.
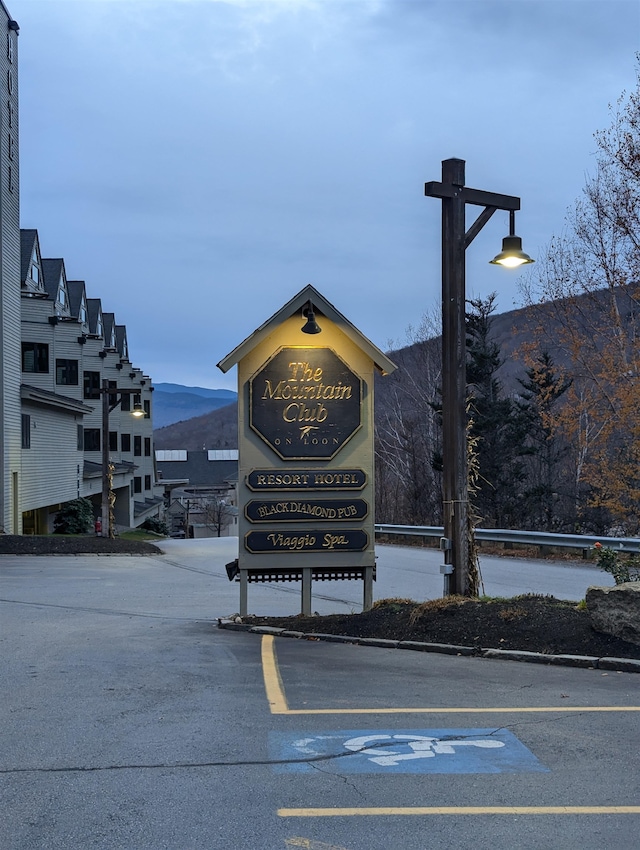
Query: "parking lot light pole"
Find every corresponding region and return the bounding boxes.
[425,158,533,596]
[100,380,145,538]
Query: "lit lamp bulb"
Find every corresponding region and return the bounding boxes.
[490,234,535,268]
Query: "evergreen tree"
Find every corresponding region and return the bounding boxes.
[53,498,94,535]
[466,294,527,527]
[514,351,572,529]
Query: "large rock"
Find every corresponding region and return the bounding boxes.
[586,582,640,646]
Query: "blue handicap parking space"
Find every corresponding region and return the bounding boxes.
[271,728,549,774]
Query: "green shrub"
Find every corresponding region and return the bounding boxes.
[53,498,94,535]
[140,516,169,536]
[593,543,640,585]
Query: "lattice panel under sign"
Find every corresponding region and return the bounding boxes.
[242,566,376,584]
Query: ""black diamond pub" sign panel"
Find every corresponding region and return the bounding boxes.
[249,347,362,460]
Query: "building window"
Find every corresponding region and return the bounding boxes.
[21,414,30,449]
[109,431,118,452]
[56,358,78,386]
[144,475,151,491]
[84,428,100,452]
[134,436,142,456]
[58,285,66,307]
[133,477,142,494]
[144,437,151,457]
[31,263,39,283]
[121,433,131,453]
[144,399,150,419]
[77,424,83,451]
[108,380,117,407]
[121,393,130,412]
[84,371,100,400]
[22,342,49,373]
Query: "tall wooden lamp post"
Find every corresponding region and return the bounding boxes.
[100,380,145,538]
[425,158,533,596]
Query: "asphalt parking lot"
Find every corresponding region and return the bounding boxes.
[1,540,639,849]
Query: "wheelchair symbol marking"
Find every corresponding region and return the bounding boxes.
[342,733,504,766]
[275,728,548,774]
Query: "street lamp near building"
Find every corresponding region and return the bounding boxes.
[425,158,534,596]
[101,380,145,538]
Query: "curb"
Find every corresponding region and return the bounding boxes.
[217,619,640,674]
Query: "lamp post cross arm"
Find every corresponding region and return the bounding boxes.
[101,382,144,538]
[100,383,142,413]
[424,180,521,211]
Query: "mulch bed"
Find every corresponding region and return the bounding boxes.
[0,535,162,556]
[245,596,640,660]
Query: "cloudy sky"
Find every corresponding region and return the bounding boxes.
[15,0,640,391]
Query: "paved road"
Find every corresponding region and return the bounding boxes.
[1,539,636,850]
[376,542,614,605]
[159,536,614,616]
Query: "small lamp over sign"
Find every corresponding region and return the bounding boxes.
[490,211,535,268]
[301,300,321,335]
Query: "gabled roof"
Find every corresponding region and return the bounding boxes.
[217,284,396,375]
[20,229,38,284]
[20,229,49,298]
[102,312,117,348]
[67,281,87,322]
[41,258,67,306]
[86,298,103,336]
[115,325,129,360]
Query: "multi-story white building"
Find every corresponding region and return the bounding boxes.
[0,4,22,534]
[0,5,162,534]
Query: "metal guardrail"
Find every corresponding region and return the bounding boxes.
[374,524,640,554]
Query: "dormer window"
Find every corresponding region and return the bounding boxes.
[31,263,39,283]
[96,316,103,336]
[79,299,87,324]
[58,285,66,307]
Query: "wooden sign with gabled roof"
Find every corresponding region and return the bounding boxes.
[218,284,396,615]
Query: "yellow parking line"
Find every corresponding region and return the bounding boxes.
[285,838,351,849]
[277,706,640,714]
[279,806,640,817]
[261,636,640,716]
[262,634,289,713]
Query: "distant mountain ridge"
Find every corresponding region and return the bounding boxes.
[153,383,237,429]
[155,383,237,399]
[152,290,627,449]
[154,399,238,449]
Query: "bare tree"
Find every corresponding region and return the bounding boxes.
[520,61,640,533]
[201,497,234,537]
[375,311,443,525]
